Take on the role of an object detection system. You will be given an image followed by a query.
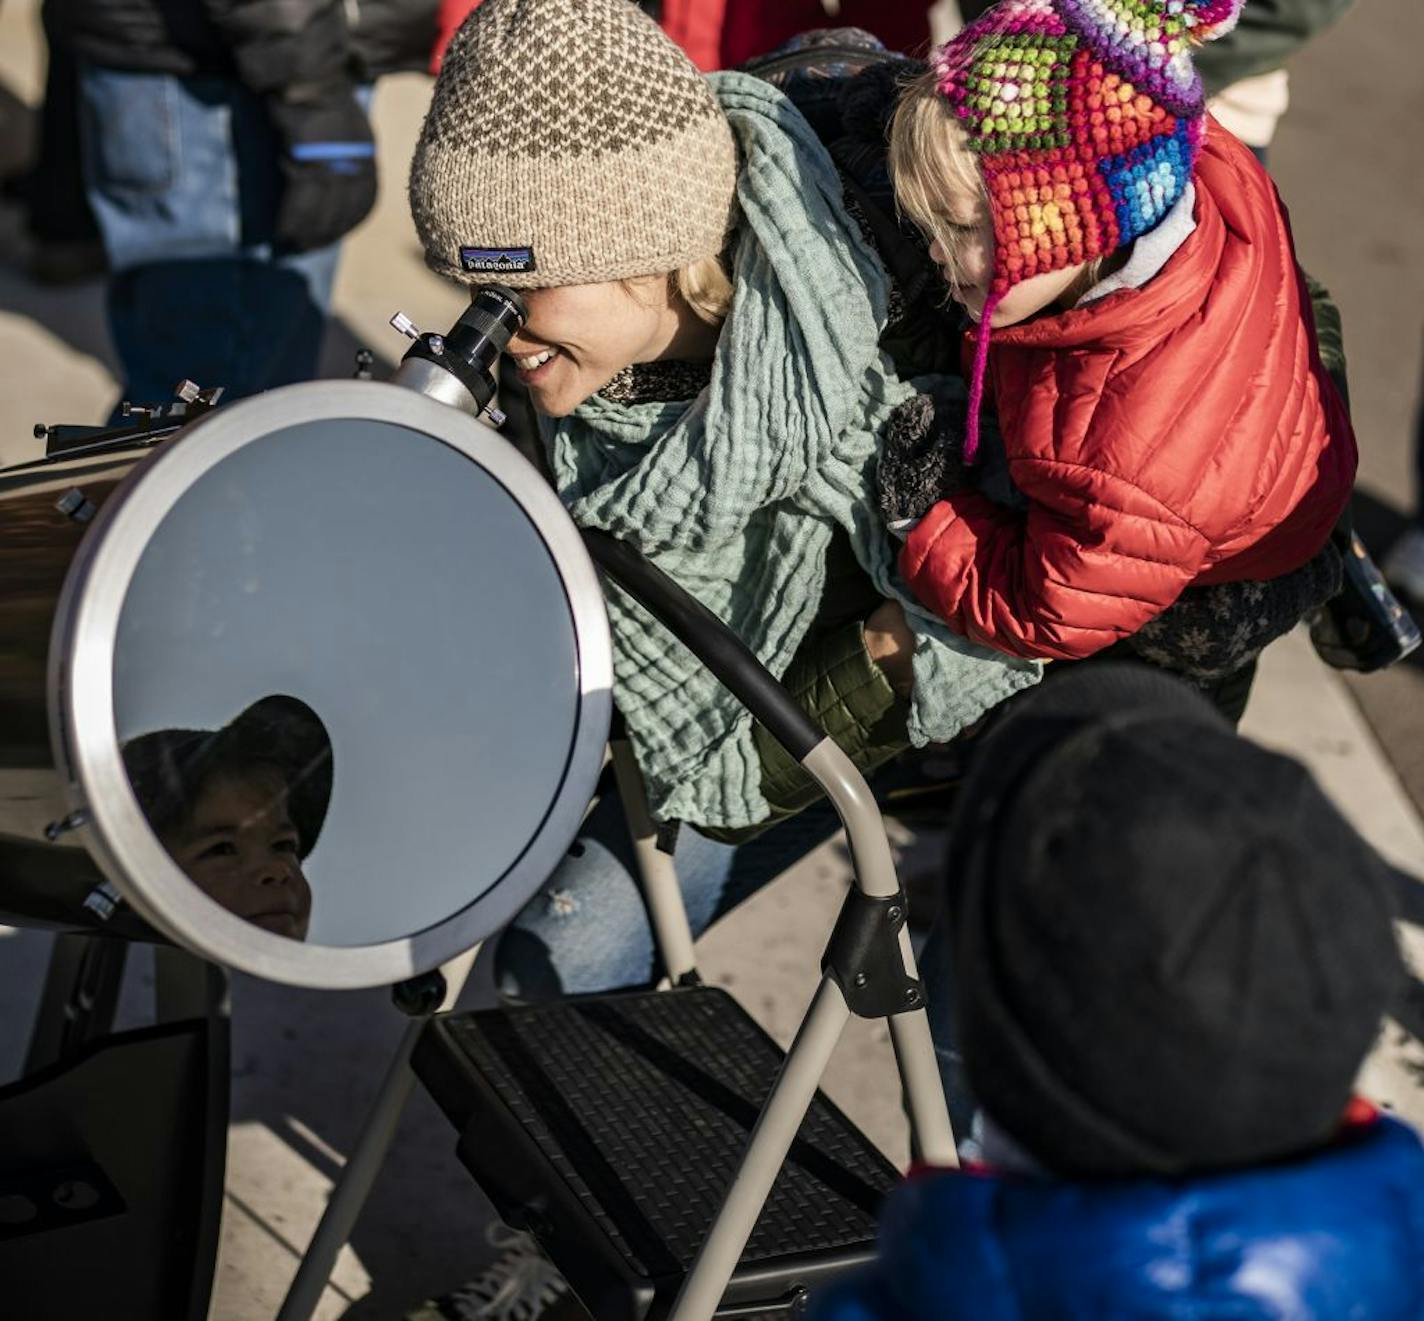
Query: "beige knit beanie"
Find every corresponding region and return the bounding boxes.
[409,0,739,288]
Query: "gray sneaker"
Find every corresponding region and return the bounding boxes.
[406,1224,582,1321]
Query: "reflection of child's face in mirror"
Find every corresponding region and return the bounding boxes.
[161,766,313,940]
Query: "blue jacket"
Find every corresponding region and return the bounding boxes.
[812,1116,1424,1319]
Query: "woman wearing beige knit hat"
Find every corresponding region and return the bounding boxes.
[407,0,1034,1032]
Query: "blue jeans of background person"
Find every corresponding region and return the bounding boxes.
[78,66,351,407]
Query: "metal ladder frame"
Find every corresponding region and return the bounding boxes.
[279,529,955,1321]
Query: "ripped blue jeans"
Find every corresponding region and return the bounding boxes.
[492,778,975,1139]
[493,791,848,1000]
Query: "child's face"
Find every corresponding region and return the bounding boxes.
[499,277,688,417]
[928,188,1092,329]
[163,767,313,941]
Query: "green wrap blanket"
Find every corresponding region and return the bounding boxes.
[546,73,1039,829]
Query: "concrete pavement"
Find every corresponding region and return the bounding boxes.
[1263,0,1424,824]
[0,0,1421,1315]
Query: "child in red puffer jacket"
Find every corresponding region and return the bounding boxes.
[876,0,1354,707]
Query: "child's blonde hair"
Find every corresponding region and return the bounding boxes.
[888,68,990,293]
[888,67,1105,298]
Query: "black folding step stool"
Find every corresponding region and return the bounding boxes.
[416,988,898,1319]
[409,532,956,1320]
[274,535,956,1321]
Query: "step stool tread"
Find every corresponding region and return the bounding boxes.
[424,987,897,1278]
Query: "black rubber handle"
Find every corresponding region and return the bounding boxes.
[581,529,825,763]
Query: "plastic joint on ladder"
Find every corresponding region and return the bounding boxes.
[820,889,921,1019]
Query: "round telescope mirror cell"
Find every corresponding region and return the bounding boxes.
[114,418,579,947]
[59,384,610,987]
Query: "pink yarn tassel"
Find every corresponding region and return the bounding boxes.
[963,293,1000,465]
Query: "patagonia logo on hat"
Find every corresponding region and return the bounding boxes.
[459,245,536,274]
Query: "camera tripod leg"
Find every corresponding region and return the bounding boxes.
[276,946,479,1321]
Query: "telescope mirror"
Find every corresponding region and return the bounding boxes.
[2,381,610,989]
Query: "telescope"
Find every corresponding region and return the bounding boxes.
[1,285,608,981]
[0,289,953,1320]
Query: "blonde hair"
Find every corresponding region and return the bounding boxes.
[675,254,734,326]
[618,254,734,328]
[888,68,991,293]
[888,68,1104,301]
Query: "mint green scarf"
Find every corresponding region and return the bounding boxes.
[546,73,1039,829]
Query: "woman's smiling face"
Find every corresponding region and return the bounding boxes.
[500,277,688,417]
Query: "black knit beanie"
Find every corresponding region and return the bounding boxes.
[122,695,333,858]
[948,663,1404,1178]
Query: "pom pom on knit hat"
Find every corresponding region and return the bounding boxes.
[409,0,739,288]
[928,0,1244,459]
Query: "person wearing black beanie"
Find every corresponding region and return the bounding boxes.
[810,662,1424,1320]
[946,661,1404,1176]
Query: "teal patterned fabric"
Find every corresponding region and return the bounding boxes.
[545,73,1039,830]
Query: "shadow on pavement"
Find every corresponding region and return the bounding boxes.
[223,967,501,1319]
[0,209,398,417]
[1397,977,1424,1053]
[1390,871,1424,1049]
[0,259,118,380]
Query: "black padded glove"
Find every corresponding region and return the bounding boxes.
[267,88,377,254]
[877,388,974,533]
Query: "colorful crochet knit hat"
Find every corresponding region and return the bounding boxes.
[931,0,1243,457]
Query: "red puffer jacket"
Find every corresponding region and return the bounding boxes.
[899,127,1356,662]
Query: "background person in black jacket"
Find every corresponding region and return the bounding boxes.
[59,0,432,406]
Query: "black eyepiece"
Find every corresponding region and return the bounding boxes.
[393,284,528,417]
[444,283,528,412]
[457,284,528,361]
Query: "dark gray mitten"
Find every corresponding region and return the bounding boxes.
[877,389,972,532]
[268,87,377,254]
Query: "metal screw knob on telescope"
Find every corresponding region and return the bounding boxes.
[388,286,528,427]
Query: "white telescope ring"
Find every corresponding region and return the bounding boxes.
[49,381,612,988]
